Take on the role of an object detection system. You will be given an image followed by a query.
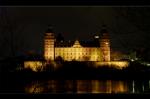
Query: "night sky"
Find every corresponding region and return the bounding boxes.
[0,7,150,58]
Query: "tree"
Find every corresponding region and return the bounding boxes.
[0,8,27,58]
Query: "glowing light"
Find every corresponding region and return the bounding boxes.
[132,81,135,93]
[105,42,108,45]
[95,61,129,69]
[94,36,99,39]
[24,61,45,72]
[142,85,144,92]
[44,32,54,61]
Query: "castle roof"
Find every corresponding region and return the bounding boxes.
[55,40,100,47]
[55,40,75,47]
[80,40,100,47]
[46,25,109,48]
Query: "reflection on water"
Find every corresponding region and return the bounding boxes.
[90,80,128,93]
[24,80,150,94]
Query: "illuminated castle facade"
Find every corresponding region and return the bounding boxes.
[44,26,110,62]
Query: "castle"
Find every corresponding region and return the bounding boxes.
[24,25,130,71]
[44,25,110,62]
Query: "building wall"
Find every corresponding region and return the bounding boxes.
[100,33,110,61]
[55,47,102,61]
[44,33,55,61]
[44,32,110,62]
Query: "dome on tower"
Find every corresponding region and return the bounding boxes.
[46,25,54,33]
[100,24,108,34]
[100,25,109,39]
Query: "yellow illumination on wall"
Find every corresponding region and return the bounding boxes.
[90,48,102,61]
[44,29,111,62]
[44,32,54,61]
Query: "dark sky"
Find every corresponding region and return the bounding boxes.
[0,7,150,58]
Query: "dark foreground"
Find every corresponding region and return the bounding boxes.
[1,61,150,94]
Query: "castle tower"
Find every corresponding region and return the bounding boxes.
[44,25,55,61]
[100,25,110,62]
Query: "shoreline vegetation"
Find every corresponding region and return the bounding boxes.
[1,60,150,80]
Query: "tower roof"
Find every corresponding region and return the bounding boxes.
[46,25,54,33]
[100,24,108,34]
[100,25,110,39]
[55,40,100,47]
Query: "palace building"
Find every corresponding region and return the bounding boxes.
[44,25,110,62]
[24,25,130,72]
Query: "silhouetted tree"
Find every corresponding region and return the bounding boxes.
[55,56,64,63]
[0,8,27,58]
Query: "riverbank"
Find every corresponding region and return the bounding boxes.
[1,67,150,80]
[1,61,150,80]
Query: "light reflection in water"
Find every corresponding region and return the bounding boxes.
[132,81,135,93]
[149,80,150,88]
[90,80,128,93]
[25,81,45,93]
[25,80,129,94]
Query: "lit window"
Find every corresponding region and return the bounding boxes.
[105,42,109,45]
[94,35,99,39]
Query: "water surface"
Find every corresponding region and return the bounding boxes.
[24,80,150,94]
